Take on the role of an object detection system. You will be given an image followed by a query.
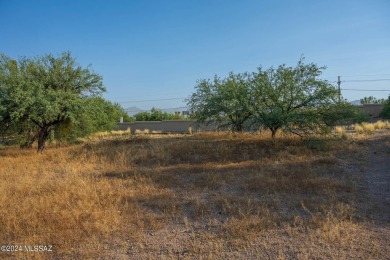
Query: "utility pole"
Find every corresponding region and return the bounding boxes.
[337,76,341,103]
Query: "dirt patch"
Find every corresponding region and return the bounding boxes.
[336,131,390,258]
[360,134,390,224]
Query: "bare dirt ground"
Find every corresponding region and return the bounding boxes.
[352,133,390,258]
[361,134,390,224]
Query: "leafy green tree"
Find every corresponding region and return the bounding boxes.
[0,52,104,151]
[134,108,185,121]
[54,97,130,142]
[381,96,390,119]
[319,101,368,126]
[122,114,135,122]
[360,96,386,104]
[250,58,339,138]
[187,72,252,131]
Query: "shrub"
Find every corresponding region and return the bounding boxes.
[362,122,375,133]
[304,137,329,151]
[374,120,386,130]
[354,124,364,134]
[335,126,345,135]
[380,96,390,119]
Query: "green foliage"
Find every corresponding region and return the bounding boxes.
[320,102,368,126]
[187,57,365,138]
[54,97,129,142]
[123,114,135,122]
[134,108,185,121]
[187,72,252,131]
[0,52,108,150]
[360,96,386,104]
[381,96,390,119]
[250,58,338,137]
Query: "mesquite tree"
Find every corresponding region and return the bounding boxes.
[0,52,104,151]
[187,72,252,131]
[250,59,339,137]
[187,57,347,138]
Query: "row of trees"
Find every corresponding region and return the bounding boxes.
[359,95,390,118]
[1,52,383,150]
[0,52,129,151]
[360,96,386,105]
[187,58,366,137]
[134,108,186,121]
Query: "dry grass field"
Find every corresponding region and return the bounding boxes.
[0,127,389,259]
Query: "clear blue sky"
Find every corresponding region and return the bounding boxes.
[1,0,389,110]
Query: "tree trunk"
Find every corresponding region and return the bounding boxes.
[37,126,50,152]
[271,128,277,139]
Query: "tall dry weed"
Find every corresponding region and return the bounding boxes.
[362,122,375,133]
[0,147,160,258]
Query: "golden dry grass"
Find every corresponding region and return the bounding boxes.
[335,126,346,135]
[362,122,375,133]
[374,120,386,130]
[0,130,387,258]
[354,123,365,134]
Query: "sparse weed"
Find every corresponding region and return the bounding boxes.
[362,122,375,133]
[354,124,365,134]
[304,137,329,151]
[335,126,345,135]
[135,129,151,135]
[353,122,377,134]
[91,128,131,139]
[374,120,386,130]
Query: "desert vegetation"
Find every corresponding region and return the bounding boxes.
[134,107,187,121]
[0,52,130,151]
[0,128,389,258]
[1,53,388,258]
[187,57,368,137]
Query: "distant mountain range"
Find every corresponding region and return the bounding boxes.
[125,106,188,116]
[124,107,144,116]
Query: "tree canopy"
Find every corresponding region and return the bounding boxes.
[249,58,339,137]
[134,108,185,121]
[187,72,252,131]
[187,58,361,137]
[381,96,390,119]
[360,96,386,104]
[0,52,124,151]
[54,97,131,142]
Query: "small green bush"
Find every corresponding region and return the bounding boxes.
[304,137,329,151]
[381,96,390,119]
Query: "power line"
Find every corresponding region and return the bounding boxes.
[113,77,389,104]
[342,79,390,82]
[341,73,390,77]
[323,73,390,78]
[341,89,390,91]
